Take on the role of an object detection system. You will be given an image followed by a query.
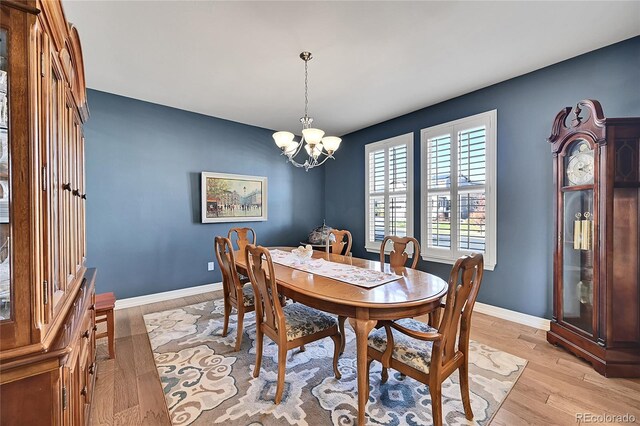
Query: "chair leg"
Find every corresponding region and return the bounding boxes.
[253,327,264,378]
[106,309,115,359]
[330,334,342,379]
[222,301,232,337]
[430,382,443,426]
[381,367,389,384]
[275,345,287,404]
[338,316,346,354]
[299,345,306,352]
[366,358,374,392]
[235,308,245,351]
[459,363,474,420]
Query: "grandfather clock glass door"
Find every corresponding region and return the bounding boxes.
[561,138,596,335]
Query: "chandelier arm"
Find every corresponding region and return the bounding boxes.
[287,135,305,159]
[288,159,307,168]
[314,154,335,167]
[285,150,333,170]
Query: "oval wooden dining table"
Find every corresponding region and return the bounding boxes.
[234,247,448,425]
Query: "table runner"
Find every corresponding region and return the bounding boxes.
[269,249,401,289]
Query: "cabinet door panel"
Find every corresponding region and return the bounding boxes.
[63,102,74,288]
[0,3,35,349]
[79,136,86,264]
[49,47,65,312]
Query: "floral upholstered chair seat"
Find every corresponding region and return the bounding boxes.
[241,284,255,307]
[283,303,337,341]
[368,318,435,373]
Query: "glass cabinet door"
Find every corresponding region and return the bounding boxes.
[0,29,11,322]
[562,190,594,333]
[561,139,596,335]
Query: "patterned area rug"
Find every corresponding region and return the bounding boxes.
[144,299,526,426]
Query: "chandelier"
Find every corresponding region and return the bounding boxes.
[272,52,341,171]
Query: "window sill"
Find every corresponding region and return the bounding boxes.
[366,245,415,256]
[365,245,382,254]
[421,255,495,271]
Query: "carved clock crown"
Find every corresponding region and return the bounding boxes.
[547,99,606,153]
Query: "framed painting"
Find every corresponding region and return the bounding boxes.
[201,172,268,223]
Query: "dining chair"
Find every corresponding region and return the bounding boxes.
[228,227,256,253]
[325,229,353,256]
[245,244,342,404]
[366,253,484,426]
[228,227,256,282]
[380,235,420,269]
[326,229,352,353]
[214,236,256,351]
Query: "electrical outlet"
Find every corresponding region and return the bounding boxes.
[208,262,215,271]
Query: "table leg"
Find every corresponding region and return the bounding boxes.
[349,316,377,425]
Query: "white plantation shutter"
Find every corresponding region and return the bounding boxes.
[421,111,497,270]
[365,134,414,251]
[368,148,386,243]
[389,145,408,238]
[458,126,486,253]
[425,134,453,250]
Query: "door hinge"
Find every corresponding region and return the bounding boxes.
[42,165,47,191]
[62,386,67,410]
[40,52,45,78]
[43,280,48,305]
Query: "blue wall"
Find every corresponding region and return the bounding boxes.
[84,90,325,299]
[324,37,640,318]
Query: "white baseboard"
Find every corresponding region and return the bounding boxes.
[114,282,223,310]
[113,282,550,331]
[474,302,550,331]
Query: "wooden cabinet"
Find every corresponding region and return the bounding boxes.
[0,0,95,423]
[546,99,640,377]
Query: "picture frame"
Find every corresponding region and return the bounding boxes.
[201,172,268,223]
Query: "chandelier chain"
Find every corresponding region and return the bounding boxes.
[304,58,309,120]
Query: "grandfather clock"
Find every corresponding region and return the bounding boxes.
[546,99,640,377]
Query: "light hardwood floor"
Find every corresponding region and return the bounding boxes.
[89,292,640,425]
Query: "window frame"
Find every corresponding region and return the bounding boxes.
[420,110,497,270]
[364,133,414,253]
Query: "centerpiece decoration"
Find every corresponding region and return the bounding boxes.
[291,244,314,262]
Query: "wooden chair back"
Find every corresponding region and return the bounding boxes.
[433,253,484,367]
[326,229,352,256]
[214,236,242,305]
[228,227,256,253]
[245,244,285,336]
[380,236,421,269]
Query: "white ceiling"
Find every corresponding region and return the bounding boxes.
[62,1,640,136]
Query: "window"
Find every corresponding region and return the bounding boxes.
[421,110,497,270]
[365,133,414,252]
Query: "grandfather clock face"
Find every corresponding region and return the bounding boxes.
[564,139,594,186]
